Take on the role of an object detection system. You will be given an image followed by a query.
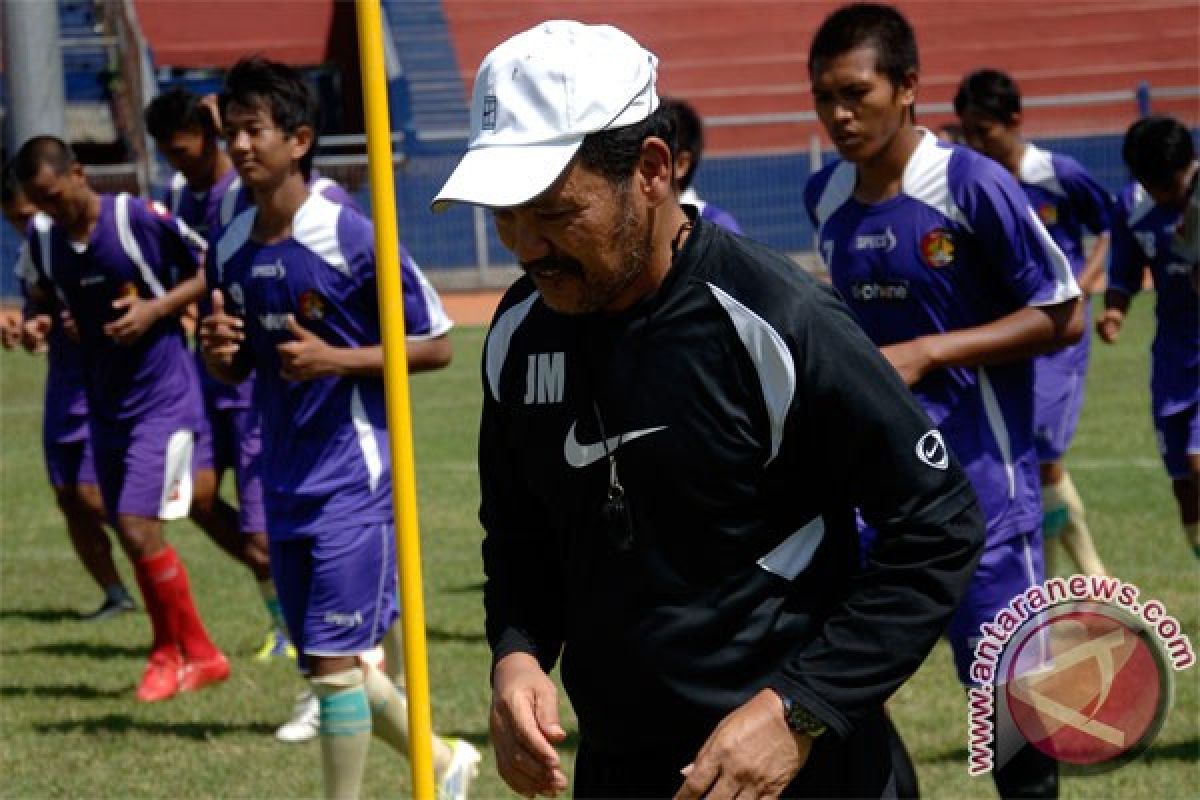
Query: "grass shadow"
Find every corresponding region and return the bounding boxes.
[34,714,276,738]
[426,627,485,643]
[10,641,146,659]
[0,608,95,623]
[1141,737,1200,763]
[0,683,130,699]
[442,581,485,594]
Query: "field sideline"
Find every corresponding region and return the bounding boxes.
[0,296,1196,798]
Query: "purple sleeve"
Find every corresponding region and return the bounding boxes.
[803,168,830,229]
[704,205,744,235]
[1107,193,1145,296]
[1053,153,1114,235]
[399,245,436,337]
[952,151,1075,307]
[316,181,365,216]
[132,199,205,285]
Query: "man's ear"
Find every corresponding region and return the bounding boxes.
[898,68,919,113]
[637,136,674,207]
[291,125,316,164]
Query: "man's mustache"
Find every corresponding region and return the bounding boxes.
[521,255,584,276]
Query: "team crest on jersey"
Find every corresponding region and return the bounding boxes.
[118,281,139,300]
[920,228,956,268]
[1037,203,1058,227]
[298,289,327,321]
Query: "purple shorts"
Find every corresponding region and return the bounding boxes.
[945,529,1044,685]
[43,412,96,488]
[1155,403,1200,479]
[1033,364,1086,464]
[92,417,196,524]
[269,522,399,674]
[194,405,267,533]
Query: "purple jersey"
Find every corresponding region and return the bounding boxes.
[164,167,257,411]
[1018,144,1113,376]
[16,221,89,437]
[807,131,1079,541]
[211,191,452,537]
[1110,180,1200,417]
[680,187,743,234]
[214,173,361,238]
[27,193,205,426]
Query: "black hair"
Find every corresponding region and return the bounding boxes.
[11,135,76,184]
[577,104,677,188]
[219,56,319,178]
[144,86,219,141]
[953,69,1022,121]
[661,96,703,190]
[1122,115,1195,189]
[808,3,919,87]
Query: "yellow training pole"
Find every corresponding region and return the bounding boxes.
[353,1,436,798]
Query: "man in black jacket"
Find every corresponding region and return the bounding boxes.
[433,19,985,799]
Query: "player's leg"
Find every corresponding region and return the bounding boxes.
[104,422,228,700]
[1157,404,1200,557]
[189,412,257,571]
[45,429,135,617]
[946,531,1059,799]
[1035,366,1104,576]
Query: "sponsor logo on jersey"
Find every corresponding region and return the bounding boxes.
[118,281,139,300]
[80,273,107,287]
[920,228,956,268]
[916,429,949,469]
[1134,231,1157,259]
[323,611,364,628]
[298,289,326,321]
[851,280,909,302]
[1038,203,1059,227]
[259,312,290,331]
[563,421,667,468]
[252,259,287,280]
[146,199,172,218]
[524,351,565,404]
[854,226,898,252]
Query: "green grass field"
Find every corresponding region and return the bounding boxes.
[0,297,1196,799]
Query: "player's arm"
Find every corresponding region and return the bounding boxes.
[1062,158,1116,295]
[1097,205,1143,344]
[679,286,984,799]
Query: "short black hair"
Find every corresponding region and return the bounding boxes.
[577,104,677,188]
[1122,115,1195,189]
[661,97,703,190]
[219,56,319,178]
[144,86,219,141]
[808,3,918,87]
[954,69,1022,121]
[12,135,76,184]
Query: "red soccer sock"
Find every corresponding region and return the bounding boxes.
[138,545,221,662]
[134,550,177,660]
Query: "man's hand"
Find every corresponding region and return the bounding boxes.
[20,314,52,353]
[674,689,813,800]
[0,311,22,350]
[880,337,934,386]
[103,293,163,345]
[276,315,341,381]
[1096,308,1124,344]
[489,652,569,798]
[198,289,244,370]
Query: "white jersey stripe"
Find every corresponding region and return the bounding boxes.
[706,282,795,465]
[486,292,538,402]
[757,516,826,581]
[977,367,1016,499]
[350,385,384,492]
[115,194,167,298]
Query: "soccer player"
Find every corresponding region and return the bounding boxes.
[1099,116,1199,558]
[661,96,743,233]
[13,136,229,702]
[198,57,477,800]
[955,68,1113,577]
[805,5,1083,797]
[3,170,136,620]
[144,87,294,663]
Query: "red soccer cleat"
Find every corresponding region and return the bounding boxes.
[177,652,230,693]
[136,650,182,702]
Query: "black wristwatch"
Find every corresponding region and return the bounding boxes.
[777,692,828,738]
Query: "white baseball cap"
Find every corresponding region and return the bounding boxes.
[431,20,659,212]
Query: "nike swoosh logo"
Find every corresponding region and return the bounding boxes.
[563,422,667,468]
